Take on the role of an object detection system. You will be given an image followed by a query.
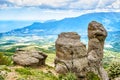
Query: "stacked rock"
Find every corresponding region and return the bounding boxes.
[55,21,109,80]
[54,32,88,79]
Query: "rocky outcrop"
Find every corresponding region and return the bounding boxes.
[87,21,109,80]
[12,50,47,66]
[54,21,109,80]
[54,32,88,79]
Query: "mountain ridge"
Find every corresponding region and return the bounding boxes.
[0,12,120,36]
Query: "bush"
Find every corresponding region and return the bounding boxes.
[16,68,77,80]
[0,52,12,65]
[58,72,77,80]
[15,67,33,75]
[0,65,11,72]
[86,72,100,80]
[40,71,58,80]
[0,75,4,80]
[108,62,120,79]
[15,68,58,80]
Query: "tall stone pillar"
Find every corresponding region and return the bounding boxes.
[87,21,109,80]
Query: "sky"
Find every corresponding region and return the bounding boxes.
[0,0,120,33]
[0,0,120,21]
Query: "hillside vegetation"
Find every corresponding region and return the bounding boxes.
[0,40,120,80]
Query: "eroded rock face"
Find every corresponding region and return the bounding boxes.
[13,50,47,66]
[54,32,88,79]
[87,21,109,80]
[55,21,109,80]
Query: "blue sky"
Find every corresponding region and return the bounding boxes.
[0,0,120,21]
[0,0,120,33]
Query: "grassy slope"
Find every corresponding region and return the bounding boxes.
[0,36,120,79]
[103,50,120,69]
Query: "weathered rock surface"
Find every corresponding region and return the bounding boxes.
[54,32,88,79]
[12,50,47,66]
[87,21,109,80]
[55,21,109,80]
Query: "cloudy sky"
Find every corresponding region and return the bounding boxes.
[0,0,120,21]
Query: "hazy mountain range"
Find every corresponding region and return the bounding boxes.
[0,12,120,36]
[0,12,120,52]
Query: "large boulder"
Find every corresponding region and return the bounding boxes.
[12,50,47,66]
[54,32,88,79]
[87,21,109,80]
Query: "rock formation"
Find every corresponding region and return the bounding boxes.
[54,32,88,79]
[55,21,109,80]
[12,49,47,66]
[87,21,109,80]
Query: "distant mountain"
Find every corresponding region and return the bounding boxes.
[0,12,120,52]
[0,21,34,33]
[1,12,120,36]
[106,31,120,52]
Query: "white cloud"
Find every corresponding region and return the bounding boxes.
[70,0,98,9]
[8,0,73,8]
[0,0,120,21]
[0,0,14,9]
[0,4,8,9]
[0,7,87,21]
[69,0,118,10]
[96,0,116,8]
[109,0,120,9]
[0,0,119,10]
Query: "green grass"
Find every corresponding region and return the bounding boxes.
[0,65,11,80]
[15,67,33,75]
[0,42,120,80]
[0,52,12,66]
[46,53,56,65]
[107,62,120,79]
[0,65,11,72]
[86,72,100,80]
[15,67,77,80]
[5,45,27,53]
[58,72,77,80]
[103,50,120,69]
[15,67,57,80]
[0,75,4,80]
[35,47,55,54]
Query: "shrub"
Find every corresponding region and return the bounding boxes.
[0,65,11,72]
[86,72,100,80]
[15,67,33,75]
[16,68,58,80]
[0,75,4,80]
[58,72,77,80]
[40,71,58,80]
[0,52,12,65]
[108,62,120,79]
